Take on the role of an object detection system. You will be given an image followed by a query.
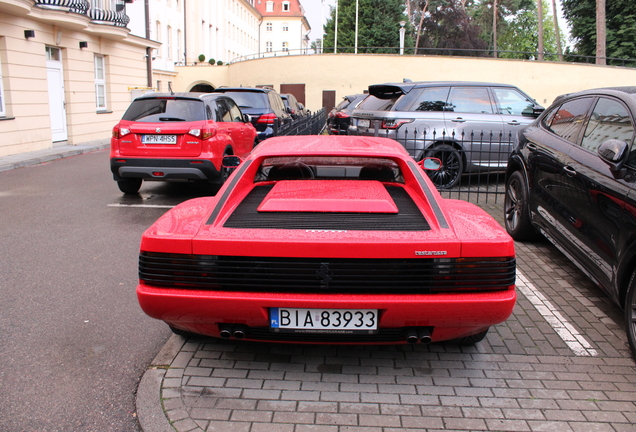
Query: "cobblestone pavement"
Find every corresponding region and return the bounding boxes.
[140,202,636,432]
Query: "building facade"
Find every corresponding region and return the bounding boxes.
[255,0,310,57]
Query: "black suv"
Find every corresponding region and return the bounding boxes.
[212,87,292,142]
[504,87,636,358]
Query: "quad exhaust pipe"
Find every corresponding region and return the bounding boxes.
[403,327,432,344]
[219,324,249,339]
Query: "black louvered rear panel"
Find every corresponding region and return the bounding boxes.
[139,253,515,294]
[222,185,430,231]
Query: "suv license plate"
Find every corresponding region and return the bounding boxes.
[357,119,370,128]
[143,134,177,144]
[270,308,378,333]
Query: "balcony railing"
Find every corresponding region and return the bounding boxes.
[33,0,130,28]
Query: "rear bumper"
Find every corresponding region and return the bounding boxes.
[110,158,221,182]
[137,284,516,344]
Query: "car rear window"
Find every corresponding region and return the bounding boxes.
[357,96,398,111]
[122,98,206,122]
[217,91,269,109]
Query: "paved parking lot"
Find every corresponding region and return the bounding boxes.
[142,203,636,432]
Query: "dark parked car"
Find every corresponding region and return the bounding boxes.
[327,94,369,135]
[212,87,292,142]
[349,81,544,188]
[281,93,309,119]
[504,87,636,358]
[110,92,256,194]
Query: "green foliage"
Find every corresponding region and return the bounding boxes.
[209,58,216,65]
[323,0,413,53]
[198,54,206,62]
[497,1,563,60]
[562,0,636,64]
[216,60,224,66]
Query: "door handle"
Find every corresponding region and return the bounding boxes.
[450,117,466,123]
[527,143,538,151]
[563,166,577,177]
[507,120,521,126]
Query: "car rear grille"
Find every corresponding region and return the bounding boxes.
[222,185,430,231]
[139,253,515,294]
[247,327,407,343]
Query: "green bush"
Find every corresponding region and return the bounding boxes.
[198,54,205,62]
[216,60,223,66]
[208,58,215,65]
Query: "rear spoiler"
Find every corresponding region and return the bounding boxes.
[368,84,415,100]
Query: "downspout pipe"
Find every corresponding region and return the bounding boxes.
[145,0,152,87]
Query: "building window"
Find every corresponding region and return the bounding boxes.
[266,41,273,52]
[282,42,289,52]
[282,23,289,32]
[157,80,162,92]
[266,22,272,32]
[167,26,172,59]
[266,1,273,12]
[94,55,107,111]
[155,21,162,57]
[282,1,290,11]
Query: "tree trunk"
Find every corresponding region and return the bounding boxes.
[596,0,606,65]
[551,0,563,61]
[537,0,544,61]
[415,0,429,54]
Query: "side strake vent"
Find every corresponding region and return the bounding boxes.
[139,253,516,294]
[222,185,430,231]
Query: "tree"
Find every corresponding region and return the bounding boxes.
[411,0,488,56]
[497,1,562,60]
[562,0,636,65]
[323,0,412,53]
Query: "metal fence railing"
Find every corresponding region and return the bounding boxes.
[367,126,514,204]
[279,108,327,136]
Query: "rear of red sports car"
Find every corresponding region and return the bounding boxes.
[137,136,516,344]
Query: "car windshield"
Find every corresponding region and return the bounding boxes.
[218,91,269,109]
[122,98,206,122]
[255,156,404,183]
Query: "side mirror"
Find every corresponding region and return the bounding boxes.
[286,107,293,114]
[222,156,242,169]
[418,157,442,171]
[598,139,628,172]
[243,113,251,123]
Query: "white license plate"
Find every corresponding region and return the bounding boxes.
[270,308,378,333]
[357,119,370,128]
[142,134,177,144]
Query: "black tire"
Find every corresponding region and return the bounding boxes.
[169,325,194,338]
[448,328,489,345]
[625,271,636,359]
[504,171,538,241]
[117,178,142,194]
[424,144,463,189]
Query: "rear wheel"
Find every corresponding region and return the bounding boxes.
[504,171,538,241]
[424,144,463,189]
[625,271,636,359]
[117,178,142,194]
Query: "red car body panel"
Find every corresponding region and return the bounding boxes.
[137,135,516,344]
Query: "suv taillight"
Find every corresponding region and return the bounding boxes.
[188,128,215,140]
[112,125,131,139]
[382,119,414,129]
[335,112,350,119]
[257,113,277,125]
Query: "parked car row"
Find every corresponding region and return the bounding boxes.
[110,87,314,194]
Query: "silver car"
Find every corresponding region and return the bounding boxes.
[349,81,544,188]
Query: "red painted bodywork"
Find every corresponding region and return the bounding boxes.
[137,135,516,344]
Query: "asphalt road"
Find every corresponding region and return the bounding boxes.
[0,149,211,431]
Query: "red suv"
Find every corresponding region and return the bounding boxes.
[110,92,256,194]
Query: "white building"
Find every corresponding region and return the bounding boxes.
[255,0,310,56]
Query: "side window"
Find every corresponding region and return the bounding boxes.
[205,104,213,120]
[216,100,232,122]
[544,97,594,143]
[405,87,450,112]
[581,97,634,154]
[226,99,244,122]
[492,87,535,116]
[447,87,493,114]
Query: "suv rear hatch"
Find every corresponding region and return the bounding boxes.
[117,96,207,157]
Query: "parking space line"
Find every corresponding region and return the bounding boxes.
[107,204,175,209]
[516,270,598,357]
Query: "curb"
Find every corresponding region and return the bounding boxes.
[0,142,110,173]
[136,334,187,432]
